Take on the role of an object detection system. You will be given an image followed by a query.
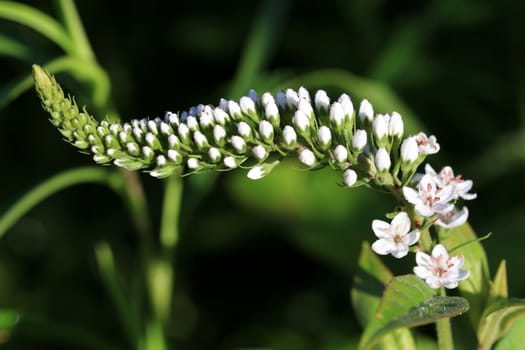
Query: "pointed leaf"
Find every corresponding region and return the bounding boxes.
[352,243,416,350]
[488,260,508,307]
[359,275,469,350]
[438,223,490,327]
[477,298,525,350]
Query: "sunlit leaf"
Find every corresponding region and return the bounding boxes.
[438,223,490,328]
[488,260,508,307]
[359,275,469,350]
[495,314,525,350]
[477,298,525,350]
[352,243,416,350]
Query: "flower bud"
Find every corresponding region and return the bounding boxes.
[167,149,182,164]
[259,120,274,143]
[359,99,374,124]
[214,107,229,125]
[373,114,389,146]
[352,129,367,151]
[292,110,310,135]
[186,116,199,131]
[231,135,247,153]
[338,94,354,121]
[298,99,314,119]
[240,96,256,117]
[252,145,267,160]
[298,86,311,102]
[208,147,221,162]
[224,156,238,169]
[317,126,332,148]
[199,110,214,129]
[165,111,179,126]
[156,155,167,167]
[285,88,299,108]
[168,135,180,149]
[187,158,199,170]
[388,112,403,138]
[334,145,348,163]
[299,149,316,167]
[400,136,418,164]
[282,125,297,148]
[248,89,259,104]
[276,91,286,109]
[264,102,280,127]
[147,120,159,135]
[178,123,190,143]
[375,147,391,172]
[237,121,252,139]
[213,125,226,145]
[314,90,330,112]
[261,92,274,106]
[193,130,208,149]
[343,169,357,187]
[228,100,242,120]
[330,102,345,130]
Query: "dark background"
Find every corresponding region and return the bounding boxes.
[1,0,524,349]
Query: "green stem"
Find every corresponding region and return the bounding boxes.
[0,167,121,239]
[436,288,454,350]
[160,174,183,253]
[54,0,95,61]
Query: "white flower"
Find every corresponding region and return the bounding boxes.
[330,102,345,128]
[414,244,470,289]
[314,90,330,111]
[389,112,404,138]
[199,110,214,129]
[334,145,348,163]
[371,211,420,258]
[237,121,252,138]
[259,120,274,141]
[435,206,469,229]
[228,100,242,118]
[283,125,297,147]
[359,99,374,123]
[186,116,199,131]
[213,107,229,125]
[178,123,190,140]
[415,132,440,154]
[299,149,316,166]
[343,169,357,187]
[352,129,367,151]
[400,136,419,164]
[167,149,182,163]
[298,99,314,119]
[156,155,167,167]
[252,145,267,160]
[317,126,332,147]
[403,174,455,217]
[375,147,391,172]
[247,165,265,180]
[425,164,477,200]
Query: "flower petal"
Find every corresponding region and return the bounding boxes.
[416,251,431,267]
[414,266,432,279]
[391,245,409,259]
[403,187,422,206]
[432,244,449,260]
[371,239,393,255]
[403,230,420,246]
[391,212,411,235]
[372,220,391,238]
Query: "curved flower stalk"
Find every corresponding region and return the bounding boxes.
[33,65,477,290]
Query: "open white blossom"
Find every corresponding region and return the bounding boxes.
[415,132,440,155]
[414,244,470,289]
[371,211,420,258]
[425,164,477,200]
[435,206,469,229]
[403,174,454,217]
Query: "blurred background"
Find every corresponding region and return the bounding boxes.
[1,0,524,349]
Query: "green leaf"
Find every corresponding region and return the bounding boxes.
[488,260,508,307]
[0,33,37,61]
[495,314,525,350]
[477,298,525,350]
[0,1,73,54]
[352,243,416,350]
[0,310,20,331]
[438,223,491,328]
[359,275,469,350]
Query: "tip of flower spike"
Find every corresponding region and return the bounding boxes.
[32,65,56,98]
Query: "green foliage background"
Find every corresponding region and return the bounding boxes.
[0,0,524,349]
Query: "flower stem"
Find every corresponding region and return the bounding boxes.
[436,287,454,350]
